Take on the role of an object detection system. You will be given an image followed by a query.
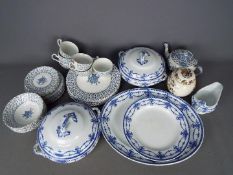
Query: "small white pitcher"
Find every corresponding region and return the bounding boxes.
[191,82,223,114]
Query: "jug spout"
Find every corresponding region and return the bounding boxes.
[164,42,170,58]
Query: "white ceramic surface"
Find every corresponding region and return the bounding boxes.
[164,43,203,75]
[118,47,167,87]
[123,97,190,161]
[92,57,113,76]
[34,102,100,163]
[192,82,223,114]
[2,93,46,133]
[51,39,79,69]
[167,68,196,97]
[101,88,204,166]
[70,53,93,72]
[57,39,79,58]
[24,66,60,97]
[66,66,121,106]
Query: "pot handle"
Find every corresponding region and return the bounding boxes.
[33,143,46,158]
[195,66,203,76]
[57,39,62,46]
[51,54,61,63]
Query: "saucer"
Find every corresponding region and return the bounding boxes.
[123,97,190,161]
[24,66,60,97]
[66,66,121,106]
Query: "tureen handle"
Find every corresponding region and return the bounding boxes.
[57,39,62,46]
[51,54,61,63]
[164,42,170,58]
[137,50,150,65]
[194,66,203,76]
[92,107,101,117]
[33,143,46,158]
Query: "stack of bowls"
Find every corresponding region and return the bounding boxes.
[24,66,65,103]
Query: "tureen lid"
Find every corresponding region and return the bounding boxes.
[37,102,99,160]
[118,47,166,86]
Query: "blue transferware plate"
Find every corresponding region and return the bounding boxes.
[101,88,204,166]
[123,97,190,161]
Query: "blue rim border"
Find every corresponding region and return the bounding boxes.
[100,88,204,165]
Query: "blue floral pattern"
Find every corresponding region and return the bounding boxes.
[123,97,190,161]
[101,88,204,165]
[191,96,216,114]
[170,49,197,68]
[87,74,100,85]
[56,112,78,138]
[37,76,47,85]
[37,103,100,163]
[118,48,167,87]
[22,108,33,119]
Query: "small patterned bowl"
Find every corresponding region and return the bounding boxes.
[2,93,46,133]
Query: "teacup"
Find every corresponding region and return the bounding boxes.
[191,82,223,114]
[92,57,113,76]
[69,53,93,72]
[57,39,79,58]
[51,39,79,69]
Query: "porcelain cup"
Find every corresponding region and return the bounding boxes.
[57,39,79,58]
[191,82,223,114]
[69,53,93,72]
[51,39,79,69]
[92,57,113,76]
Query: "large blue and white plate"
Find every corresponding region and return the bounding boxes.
[118,47,167,87]
[34,102,100,163]
[123,97,190,161]
[101,88,204,165]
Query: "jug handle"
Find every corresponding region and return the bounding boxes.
[195,66,203,76]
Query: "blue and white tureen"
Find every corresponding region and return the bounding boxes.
[118,47,167,87]
[33,102,100,164]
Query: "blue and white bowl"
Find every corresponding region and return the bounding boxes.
[2,93,46,133]
[33,102,100,163]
